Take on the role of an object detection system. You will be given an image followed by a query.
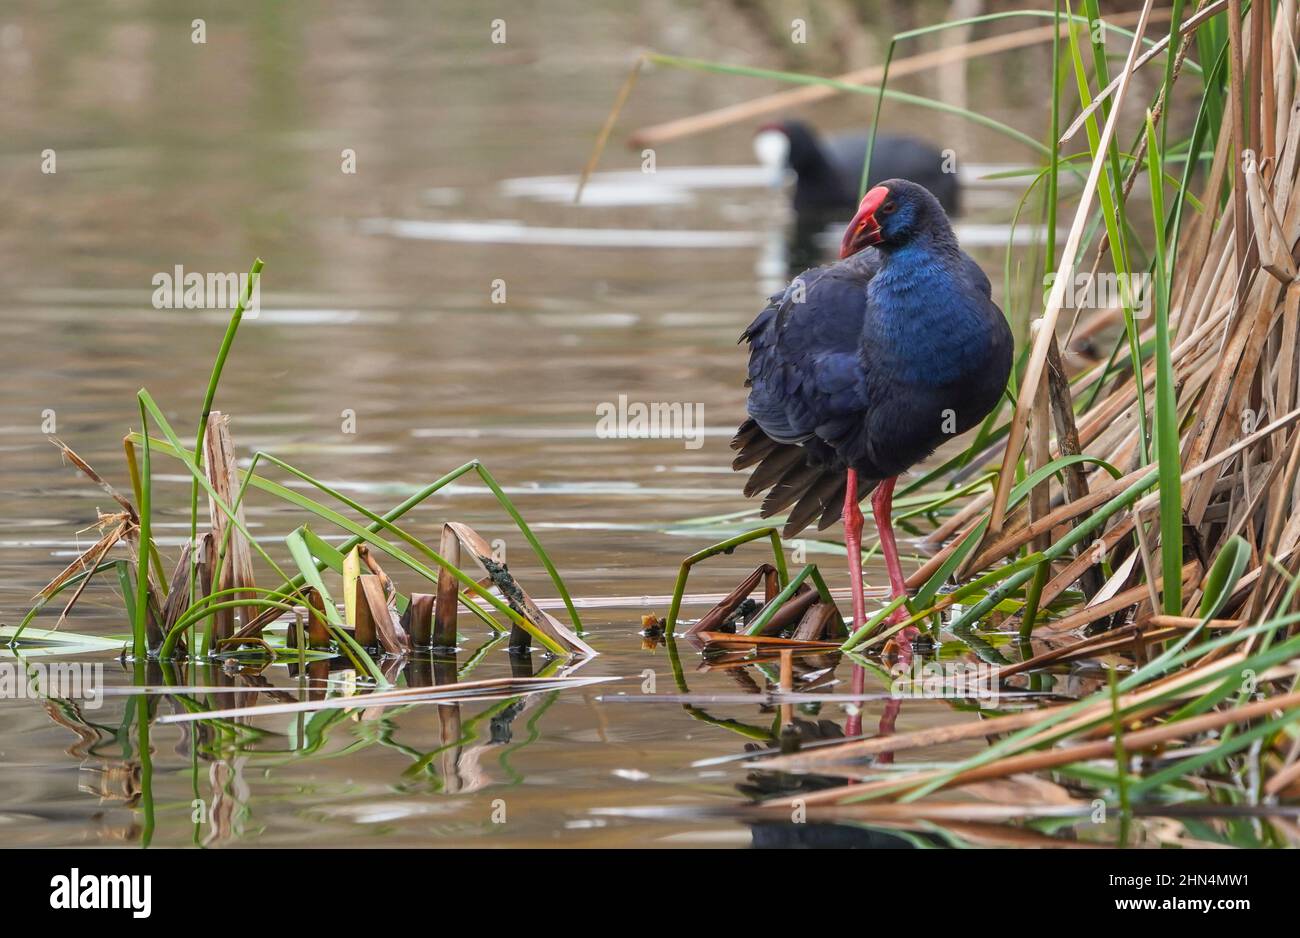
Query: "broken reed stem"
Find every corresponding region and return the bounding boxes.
[204,413,258,645]
[303,587,331,649]
[405,593,434,649]
[433,525,460,648]
[353,574,379,648]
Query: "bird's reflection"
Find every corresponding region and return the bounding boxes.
[666,631,915,848]
[786,208,845,279]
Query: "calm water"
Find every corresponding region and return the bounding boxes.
[0,1,1088,847]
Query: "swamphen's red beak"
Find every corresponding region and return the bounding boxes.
[839,185,890,258]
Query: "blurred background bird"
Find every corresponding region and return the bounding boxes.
[754,118,961,218]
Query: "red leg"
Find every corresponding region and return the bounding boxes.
[842,469,867,633]
[843,469,866,736]
[874,697,903,765]
[872,476,918,664]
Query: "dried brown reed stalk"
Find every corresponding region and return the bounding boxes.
[754,4,1300,811]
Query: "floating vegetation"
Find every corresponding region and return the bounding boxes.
[664,526,848,653]
[11,260,592,687]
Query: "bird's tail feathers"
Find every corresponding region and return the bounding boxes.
[730,419,875,538]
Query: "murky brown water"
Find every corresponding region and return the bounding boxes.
[0,2,1100,847]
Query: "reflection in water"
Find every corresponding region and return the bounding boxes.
[661,629,923,848]
[11,619,1298,849]
[32,645,574,847]
[787,208,848,278]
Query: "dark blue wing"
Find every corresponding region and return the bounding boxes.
[732,255,883,535]
[741,257,880,452]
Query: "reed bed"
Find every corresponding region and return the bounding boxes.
[593,1,1300,819]
[847,0,1300,819]
[8,261,590,684]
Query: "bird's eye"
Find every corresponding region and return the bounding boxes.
[880,200,897,215]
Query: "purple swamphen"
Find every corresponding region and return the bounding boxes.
[731,179,1012,656]
[754,119,961,218]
